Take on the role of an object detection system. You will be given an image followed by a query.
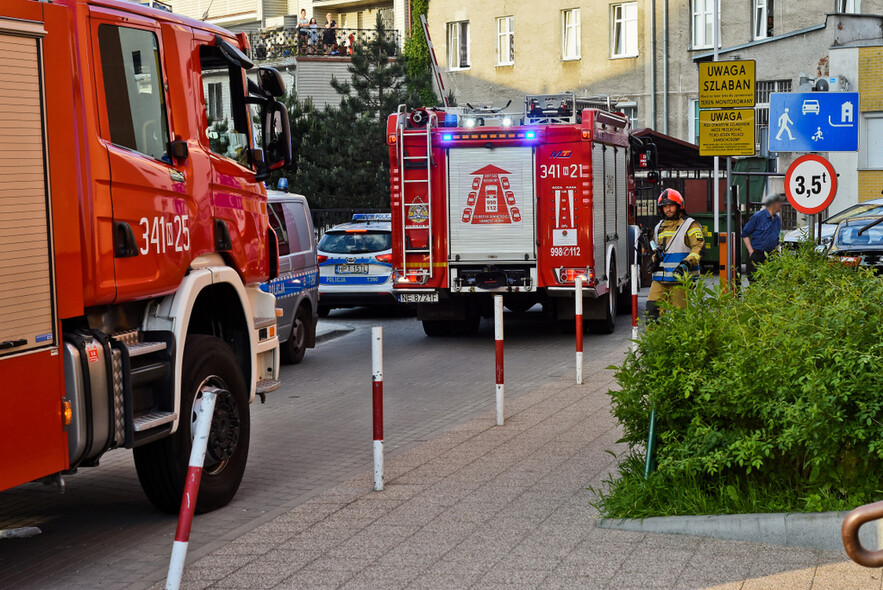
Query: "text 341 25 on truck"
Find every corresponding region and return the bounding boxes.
[0,0,292,513]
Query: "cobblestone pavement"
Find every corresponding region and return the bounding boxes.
[149,364,882,590]
[0,305,633,589]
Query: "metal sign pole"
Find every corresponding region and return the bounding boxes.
[712,0,720,238]
[726,156,733,286]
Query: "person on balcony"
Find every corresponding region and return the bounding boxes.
[308,18,319,54]
[323,13,337,54]
[297,9,309,53]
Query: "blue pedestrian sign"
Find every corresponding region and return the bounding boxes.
[769,92,859,152]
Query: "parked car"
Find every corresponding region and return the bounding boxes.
[783,197,883,247]
[825,216,883,272]
[317,214,395,315]
[263,191,319,364]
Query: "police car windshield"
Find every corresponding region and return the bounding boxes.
[319,230,391,254]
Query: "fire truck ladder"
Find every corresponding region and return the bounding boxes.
[397,107,437,284]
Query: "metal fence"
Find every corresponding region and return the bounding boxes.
[311,208,391,237]
[249,27,400,62]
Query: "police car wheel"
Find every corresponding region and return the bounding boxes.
[281,305,308,364]
[317,306,331,318]
[133,335,250,514]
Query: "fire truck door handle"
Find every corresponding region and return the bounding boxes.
[0,339,27,350]
[113,222,140,258]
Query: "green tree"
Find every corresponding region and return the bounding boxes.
[402,0,437,106]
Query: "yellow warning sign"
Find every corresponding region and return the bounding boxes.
[699,60,756,109]
[699,108,756,156]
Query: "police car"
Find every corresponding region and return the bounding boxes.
[317,214,394,315]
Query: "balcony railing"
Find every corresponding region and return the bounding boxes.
[249,27,400,62]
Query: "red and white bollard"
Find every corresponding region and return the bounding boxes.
[575,275,584,384]
[631,263,639,352]
[165,388,218,590]
[372,326,384,492]
[494,295,504,426]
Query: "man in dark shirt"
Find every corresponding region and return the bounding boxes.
[742,193,784,282]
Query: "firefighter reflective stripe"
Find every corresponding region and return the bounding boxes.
[0,32,56,355]
[652,217,701,283]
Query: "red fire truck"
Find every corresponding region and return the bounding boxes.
[387,95,636,336]
[0,0,291,512]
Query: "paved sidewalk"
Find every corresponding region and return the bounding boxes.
[155,362,882,590]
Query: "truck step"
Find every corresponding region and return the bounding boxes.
[126,341,167,358]
[253,317,276,330]
[133,411,177,432]
[256,378,281,394]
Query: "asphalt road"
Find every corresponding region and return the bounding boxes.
[0,304,635,589]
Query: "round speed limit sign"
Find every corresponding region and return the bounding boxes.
[784,154,838,215]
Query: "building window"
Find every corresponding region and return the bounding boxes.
[755,79,791,155]
[495,16,514,66]
[868,116,883,168]
[692,0,717,49]
[753,0,773,39]
[616,102,638,128]
[207,82,223,120]
[611,3,638,58]
[562,9,580,60]
[836,0,860,13]
[689,99,700,144]
[446,21,470,70]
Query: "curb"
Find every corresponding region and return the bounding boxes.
[598,510,880,554]
[315,324,356,345]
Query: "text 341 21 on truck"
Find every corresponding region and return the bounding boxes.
[0,0,292,513]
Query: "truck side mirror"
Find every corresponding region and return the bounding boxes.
[261,100,291,174]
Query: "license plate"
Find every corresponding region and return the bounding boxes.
[398,292,439,303]
[336,264,369,274]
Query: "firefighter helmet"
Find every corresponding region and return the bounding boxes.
[657,188,685,217]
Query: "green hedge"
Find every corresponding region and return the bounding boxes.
[597,245,883,518]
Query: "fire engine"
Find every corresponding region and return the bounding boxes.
[387,94,636,336]
[0,0,292,512]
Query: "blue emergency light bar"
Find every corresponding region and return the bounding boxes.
[352,213,392,222]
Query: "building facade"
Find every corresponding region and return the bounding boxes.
[427,0,883,208]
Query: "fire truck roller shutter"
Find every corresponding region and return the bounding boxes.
[0,31,56,357]
[616,147,629,289]
[591,144,605,279]
[447,147,536,262]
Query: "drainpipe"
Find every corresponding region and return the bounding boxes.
[662,0,669,135]
[650,0,657,130]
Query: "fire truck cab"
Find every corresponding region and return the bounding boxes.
[387,94,635,336]
[0,0,291,512]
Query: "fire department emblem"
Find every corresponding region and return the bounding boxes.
[407,201,429,224]
[461,165,521,225]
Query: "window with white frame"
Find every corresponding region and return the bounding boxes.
[689,99,700,144]
[753,0,773,39]
[616,102,638,128]
[611,3,638,58]
[692,0,717,49]
[836,0,860,13]
[446,21,470,70]
[868,115,883,168]
[562,9,580,60]
[496,16,514,66]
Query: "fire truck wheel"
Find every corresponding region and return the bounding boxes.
[422,320,451,337]
[281,305,308,364]
[589,263,618,334]
[617,279,632,313]
[133,335,250,514]
[452,315,481,336]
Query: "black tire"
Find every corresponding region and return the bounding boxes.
[134,335,250,514]
[589,262,618,334]
[452,315,481,336]
[317,306,331,318]
[617,278,632,314]
[422,319,451,337]
[280,305,308,365]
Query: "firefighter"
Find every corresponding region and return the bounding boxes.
[646,189,704,320]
